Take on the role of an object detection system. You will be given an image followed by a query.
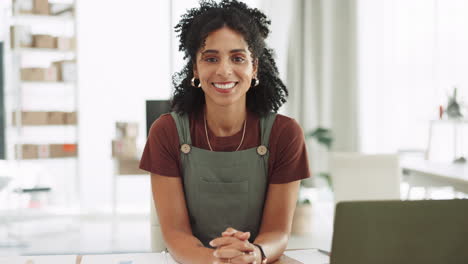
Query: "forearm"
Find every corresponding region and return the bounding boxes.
[254,231,289,263]
[165,230,215,264]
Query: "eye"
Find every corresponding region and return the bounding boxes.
[204,57,218,63]
[232,56,245,63]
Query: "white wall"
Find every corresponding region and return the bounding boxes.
[259,0,293,84]
[358,0,468,159]
[75,0,286,212]
[76,0,171,212]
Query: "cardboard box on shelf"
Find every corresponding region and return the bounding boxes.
[55,37,75,51]
[10,26,33,48]
[49,3,74,16]
[12,111,48,126]
[49,144,77,158]
[37,144,50,158]
[14,0,33,14]
[33,0,49,15]
[112,139,137,159]
[116,158,146,175]
[21,66,58,81]
[33,34,56,49]
[15,144,76,159]
[64,112,77,125]
[47,111,65,125]
[15,144,49,159]
[116,122,138,139]
[53,60,76,82]
[17,144,38,159]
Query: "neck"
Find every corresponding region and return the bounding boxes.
[205,103,246,137]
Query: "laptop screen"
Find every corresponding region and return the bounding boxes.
[331,199,468,264]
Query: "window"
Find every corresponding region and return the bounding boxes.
[358,0,468,161]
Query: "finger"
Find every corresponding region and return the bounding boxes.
[221,227,250,241]
[213,248,245,259]
[231,252,256,264]
[210,236,240,248]
[213,259,233,264]
[223,231,250,241]
[222,227,238,236]
[234,231,250,241]
[214,240,255,253]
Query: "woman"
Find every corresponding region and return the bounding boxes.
[140,1,310,263]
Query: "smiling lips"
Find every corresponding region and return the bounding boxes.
[212,81,238,93]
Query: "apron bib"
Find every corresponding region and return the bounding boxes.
[170,112,276,247]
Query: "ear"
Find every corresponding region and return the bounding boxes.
[252,58,258,77]
[193,62,199,78]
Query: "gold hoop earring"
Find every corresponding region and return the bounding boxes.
[252,78,259,87]
[191,77,201,88]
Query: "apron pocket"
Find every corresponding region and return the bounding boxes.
[196,165,250,183]
[197,180,250,240]
[199,181,248,193]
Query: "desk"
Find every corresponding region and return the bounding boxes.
[401,158,468,195]
[3,249,327,264]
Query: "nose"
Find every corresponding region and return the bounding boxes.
[215,60,233,77]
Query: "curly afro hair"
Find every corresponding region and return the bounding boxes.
[171,0,288,116]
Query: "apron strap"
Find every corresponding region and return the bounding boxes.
[259,112,277,147]
[170,112,192,145]
[171,111,276,148]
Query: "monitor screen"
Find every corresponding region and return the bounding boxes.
[145,100,171,137]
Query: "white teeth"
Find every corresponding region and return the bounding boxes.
[213,82,236,89]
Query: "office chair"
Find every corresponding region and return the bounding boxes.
[329,152,401,203]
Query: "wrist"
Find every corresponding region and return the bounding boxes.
[253,243,267,264]
[253,245,262,264]
[208,248,218,263]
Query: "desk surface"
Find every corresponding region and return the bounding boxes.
[401,158,468,181]
[401,158,468,193]
[3,249,327,264]
[75,254,305,264]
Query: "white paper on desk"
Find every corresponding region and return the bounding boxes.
[81,253,166,264]
[165,253,180,264]
[0,255,77,264]
[285,249,329,264]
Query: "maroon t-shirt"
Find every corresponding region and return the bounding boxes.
[139,110,311,184]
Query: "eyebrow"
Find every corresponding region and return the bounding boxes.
[201,49,247,55]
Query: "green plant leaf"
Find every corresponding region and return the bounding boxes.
[306,127,334,150]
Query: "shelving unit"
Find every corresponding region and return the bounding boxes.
[2,0,79,216]
[13,47,76,57]
[11,14,74,25]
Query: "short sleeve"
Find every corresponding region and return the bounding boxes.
[139,114,181,177]
[268,116,311,184]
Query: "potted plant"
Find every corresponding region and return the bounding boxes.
[446,87,464,120]
[291,127,334,235]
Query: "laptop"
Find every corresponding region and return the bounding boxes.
[330,199,468,264]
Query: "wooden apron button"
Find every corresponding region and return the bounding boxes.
[257,145,268,156]
[181,144,191,154]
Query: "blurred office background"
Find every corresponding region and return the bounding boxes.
[0,0,467,256]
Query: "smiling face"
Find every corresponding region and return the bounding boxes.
[193,26,257,109]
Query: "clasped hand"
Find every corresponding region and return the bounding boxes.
[209,227,260,264]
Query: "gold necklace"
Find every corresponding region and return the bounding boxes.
[204,112,246,152]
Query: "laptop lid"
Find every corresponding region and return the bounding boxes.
[331,199,468,264]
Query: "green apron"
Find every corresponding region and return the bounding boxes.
[170,112,276,247]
